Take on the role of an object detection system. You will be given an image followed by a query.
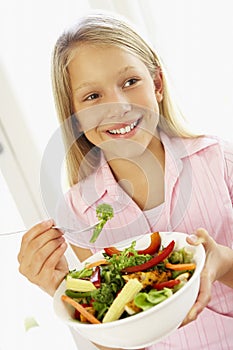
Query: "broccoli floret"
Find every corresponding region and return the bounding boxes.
[96,203,114,221]
[89,203,114,243]
[92,283,115,304]
[91,283,115,320]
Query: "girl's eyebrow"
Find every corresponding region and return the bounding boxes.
[74,66,137,92]
[118,65,136,75]
[74,81,97,92]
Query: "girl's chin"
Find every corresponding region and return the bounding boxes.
[101,138,150,159]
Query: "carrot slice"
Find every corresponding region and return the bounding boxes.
[165,262,196,271]
[61,295,101,324]
[85,259,108,269]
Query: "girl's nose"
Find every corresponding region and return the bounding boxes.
[76,102,132,132]
[105,88,130,104]
[107,102,132,119]
[109,102,131,118]
[104,88,132,118]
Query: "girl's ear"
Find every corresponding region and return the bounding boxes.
[154,68,163,103]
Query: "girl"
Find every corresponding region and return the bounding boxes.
[18,12,233,350]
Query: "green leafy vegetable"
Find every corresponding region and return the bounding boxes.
[134,288,173,311]
[169,247,194,264]
[65,290,94,299]
[104,241,152,271]
[90,203,114,243]
[68,267,93,279]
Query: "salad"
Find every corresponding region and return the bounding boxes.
[61,232,196,324]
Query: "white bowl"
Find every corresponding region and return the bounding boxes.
[53,232,205,349]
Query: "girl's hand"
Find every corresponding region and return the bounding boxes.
[182,228,233,325]
[17,219,69,296]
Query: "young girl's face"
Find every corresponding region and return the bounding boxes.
[68,43,163,159]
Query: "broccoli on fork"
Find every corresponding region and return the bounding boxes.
[89,203,114,243]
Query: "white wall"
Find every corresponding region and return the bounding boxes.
[141,0,233,141]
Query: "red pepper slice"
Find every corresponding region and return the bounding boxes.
[90,266,101,288]
[104,232,161,256]
[138,231,161,255]
[104,246,121,256]
[121,240,175,274]
[153,279,180,290]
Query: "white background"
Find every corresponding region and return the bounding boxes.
[0,1,233,349]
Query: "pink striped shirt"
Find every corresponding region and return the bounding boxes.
[57,132,233,349]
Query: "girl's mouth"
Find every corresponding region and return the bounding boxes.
[107,119,141,136]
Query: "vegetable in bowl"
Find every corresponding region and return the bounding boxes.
[54,231,205,349]
[62,232,197,324]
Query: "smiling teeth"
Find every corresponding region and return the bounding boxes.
[108,121,138,135]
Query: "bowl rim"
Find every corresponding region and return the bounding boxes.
[54,231,205,329]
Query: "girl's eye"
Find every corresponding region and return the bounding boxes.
[85,93,99,101]
[124,78,139,88]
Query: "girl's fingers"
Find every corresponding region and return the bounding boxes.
[182,227,217,326]
[35,243,69,296]
[186,228,216,251]
[19,234,65,279]
[18,220,53,262]
[22,228,64,264]
[182,267,212,326]
[43,242,68,271]
[18,224,63,264]
[22,219,55,244]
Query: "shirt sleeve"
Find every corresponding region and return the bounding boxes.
[223,140,233,205]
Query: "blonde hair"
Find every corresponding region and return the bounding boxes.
[52,12,196,187]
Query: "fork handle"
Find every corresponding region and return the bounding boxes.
[0,225,60,236]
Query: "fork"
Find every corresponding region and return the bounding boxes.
[0,221,101,237]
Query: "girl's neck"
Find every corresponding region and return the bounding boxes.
[107,137,165,211]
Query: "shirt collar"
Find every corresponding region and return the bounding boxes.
[79,132,219,213]
[160,131,218,160]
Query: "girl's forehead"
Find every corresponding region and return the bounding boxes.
[68,42,145,69]
[70,42,128,57]
[69,44,147,74]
